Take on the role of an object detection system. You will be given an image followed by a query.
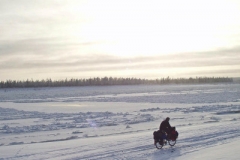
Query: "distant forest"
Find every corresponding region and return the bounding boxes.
[0,77,233,88]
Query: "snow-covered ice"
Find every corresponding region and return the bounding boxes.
[0,84,239,159]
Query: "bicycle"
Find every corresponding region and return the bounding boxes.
[153,128,178,149]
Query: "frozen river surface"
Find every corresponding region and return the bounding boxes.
[0,84,240,159]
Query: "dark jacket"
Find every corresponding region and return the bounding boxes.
[159,120,171,132]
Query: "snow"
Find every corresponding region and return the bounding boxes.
[0,84,239,159]
[175,140,240,160]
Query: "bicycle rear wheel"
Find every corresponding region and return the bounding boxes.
[155,141,163,149]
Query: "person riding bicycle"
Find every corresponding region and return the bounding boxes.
[159,117,172,144]
[159,117,172,134]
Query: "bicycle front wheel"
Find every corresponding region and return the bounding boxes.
[168,139,176,146]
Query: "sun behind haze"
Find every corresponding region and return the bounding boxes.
[0,0,240,80]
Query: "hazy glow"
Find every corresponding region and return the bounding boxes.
[0,0,240,80]
[77,0,240,56]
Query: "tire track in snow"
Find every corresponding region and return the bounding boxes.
[64,122,240,160]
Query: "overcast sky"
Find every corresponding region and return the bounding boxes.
[1,0,240,81]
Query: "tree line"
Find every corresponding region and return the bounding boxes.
[0,77,233,88]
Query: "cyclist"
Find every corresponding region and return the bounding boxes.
[159,117,172,144]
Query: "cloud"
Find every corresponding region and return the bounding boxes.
[0,38,101,57]
[1,46,239,73]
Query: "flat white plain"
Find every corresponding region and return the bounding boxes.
[0,84,239,160]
